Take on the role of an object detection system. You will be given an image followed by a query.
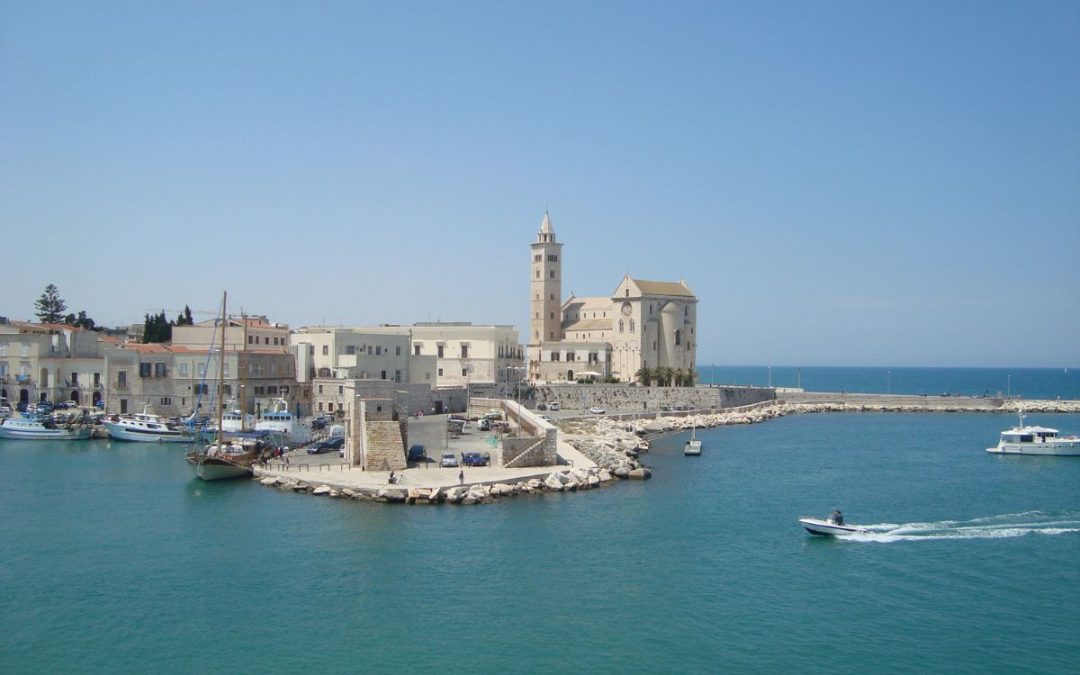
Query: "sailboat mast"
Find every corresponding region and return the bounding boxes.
[216,292,227,448]
[240,311,248,431]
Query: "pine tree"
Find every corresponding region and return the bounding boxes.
[34,284,68,323]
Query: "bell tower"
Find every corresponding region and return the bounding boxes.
[528,211,562,375]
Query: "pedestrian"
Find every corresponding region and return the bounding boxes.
[458,470,464,485]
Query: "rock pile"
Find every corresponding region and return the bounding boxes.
[254,464,648,505]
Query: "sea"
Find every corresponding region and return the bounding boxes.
[2,367,1079,674]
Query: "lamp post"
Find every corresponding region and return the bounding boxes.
[887,370,891,395]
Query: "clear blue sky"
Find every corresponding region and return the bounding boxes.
[2,1,1077,367]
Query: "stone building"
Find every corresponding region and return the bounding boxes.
[409,322,524,391]
[526,213,698,383]
[0,321,105,408]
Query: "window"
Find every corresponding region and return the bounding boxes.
[254,386,265,396]
[268,386,277,395]
[547,254,558,262]
[198,363,206,377]
[139,363,152,378]
[395,370,401,382]
[534,254,542,262]
[71,372,79,385]
[550,352,560,362]
[567,352,575,362]
[178,363,189,377]
[154,363,166,377]
[630,320,635,333]
[461,345,468,359]
[194,383,208,395]
[535,270,540,279]
[318,385,323,394]
[396,346,401,356]
[118,371,128,388]
[248,336,253,344]
[438,368,443,376]
[346,346,356,355]
[264,337,269,345]
[625,289,629,297]
[222,385,231,396]
[339,386,344,394]
[93,373,101,387]
[674,329,682,346]
[376,346,382,355]
[437,345,444,358]
[414,345,421,356]
[322,345,329,356]
[549,270,555,279]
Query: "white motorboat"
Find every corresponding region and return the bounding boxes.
[684,425,702,456]
[0,414,92,440]
[986,411,1080,456]
[799,516,867,536]
[103,405,200,443]
[255,398,311,446]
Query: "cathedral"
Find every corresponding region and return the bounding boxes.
[527,212,698,383]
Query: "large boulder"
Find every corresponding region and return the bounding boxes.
[260,476,280,487]
[378,488,408,503]
[544,473,565,491]
[312,485,332,496]
[628,467,652,480]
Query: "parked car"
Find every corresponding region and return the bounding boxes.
[477,418,491,431]
[408,444,427,462]
[311,416,329,430]
[483,412,503,421]
[548,402,560,411]
[536,403,547,410]
[588,406,606,414]
[462,451,489,467]
[307,436,344,454]
[440,452,459,468]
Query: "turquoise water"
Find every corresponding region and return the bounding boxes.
[2,411,1079,673]
[699,365,1080,400]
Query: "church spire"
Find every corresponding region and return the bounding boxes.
[537,210,555,243]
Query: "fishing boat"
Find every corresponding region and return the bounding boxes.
[684,425,702,456]
[255,398,311,446]
[103,405,200,443]
[799,512,867,536]
[0,413,92,440]
[986,410,1080,456]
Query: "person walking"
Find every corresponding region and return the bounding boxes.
[458,470,464,486]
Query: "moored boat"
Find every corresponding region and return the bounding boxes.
[0,414,93,440]
[255,398,311,446]
[684,425,702,456]
[987,411,1080,456]
[103,405,201,443]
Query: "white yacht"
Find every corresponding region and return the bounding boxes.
[987,412,1080,456]
[103,406,199,443]
[0,414,92,440]
[254,398,311,446]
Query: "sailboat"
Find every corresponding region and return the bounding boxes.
[185,292,263,481]
[684,424,702,456]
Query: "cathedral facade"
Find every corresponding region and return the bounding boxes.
[527,213,698,383]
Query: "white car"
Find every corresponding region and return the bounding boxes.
[548,402,560,411]
[588,406,606,414]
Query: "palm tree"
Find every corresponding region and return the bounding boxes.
[682,368,697,387]
[634,367,653,387]
[657,367,674,387]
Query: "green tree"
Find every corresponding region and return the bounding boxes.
[635,367,654,387]
[143,310,173,343]
[34,284,67,323]
[656,367,674,387]
[175,305,194,326]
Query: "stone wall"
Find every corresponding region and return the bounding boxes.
[529,383,774,412]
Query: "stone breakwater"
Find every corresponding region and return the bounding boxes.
[561,397,1080,440]
[254,464,651,505]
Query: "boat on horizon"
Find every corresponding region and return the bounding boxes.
[986,410,1080,456]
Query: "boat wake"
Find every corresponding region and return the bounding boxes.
[844,511,1080,543]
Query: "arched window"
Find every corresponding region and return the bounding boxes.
[618,320,624,333]
[674,329,682,346]
[630,319,635,333]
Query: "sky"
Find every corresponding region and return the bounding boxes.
[2,1,1078,367]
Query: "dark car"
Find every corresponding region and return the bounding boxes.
[307,436,344,454]
[311,416,329,430]
[408,444,427,462]
[461,451,490,467]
